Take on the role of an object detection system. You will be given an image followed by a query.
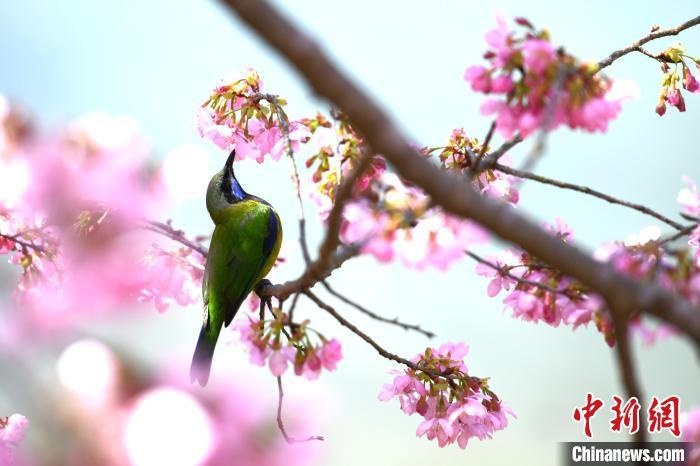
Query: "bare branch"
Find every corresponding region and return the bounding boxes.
[221,0,700,345]
[258,243,360,301]
[492,163,686,231]
[465,250,578,299]
[303,290,428,372]
[321,281,435,338]
[659,222,698,246]
[597,15,700,70]
[141,220,208,256]
[0,232,47,255]
[276,376,324,443]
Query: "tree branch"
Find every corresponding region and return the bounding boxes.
[597,15,700,70]
[141,220,208,256]
[465,250,578,299]
[321,281,435,338]
[220,0,700,346]
[491,163,686,231]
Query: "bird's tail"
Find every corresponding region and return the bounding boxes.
[190,324,218,386]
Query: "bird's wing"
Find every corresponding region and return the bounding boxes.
[208,201,280,328]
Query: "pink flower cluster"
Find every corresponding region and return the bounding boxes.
[476,218,699,347]
[0,414,28,466]
[235,311,342,380]
[465,14,628,138]
[137,245,205,312]
[655,43,700,115]
[340,195,488,270]
[197,68,310,163]
[475,219,603,333]
[379,342,514,449]
[426,128,520,204]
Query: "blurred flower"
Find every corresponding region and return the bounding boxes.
[0,414,28,466]
[123,388,216,466]
[57,339,120,406]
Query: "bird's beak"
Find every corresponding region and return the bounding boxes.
[224,149,236,180]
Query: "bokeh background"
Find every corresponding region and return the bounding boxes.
[1,1,699,465]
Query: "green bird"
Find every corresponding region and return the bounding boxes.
[190,149,283,386]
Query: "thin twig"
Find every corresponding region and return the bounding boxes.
[256,93,312,265]
[519,67,570,173]
[303,290,425,370]
[276,376,324,443]
[658,222,698,245]
[472,121,496,172]
[492,164,686,231]
[321,280,435,338]
[597,16,700,70]
[465,250,579,298]
[141,220,208,256]
[0,232,47,254]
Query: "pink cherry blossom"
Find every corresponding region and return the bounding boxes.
[319,339,343,371]
[380,343,513,449]
[521,39,555,74]
[464,66,491,92]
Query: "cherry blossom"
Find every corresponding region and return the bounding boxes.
[655,43,700,115]
[197,68,310,162]
[465,14,630,138]
[379,342,514,448]
[234,310,343,380]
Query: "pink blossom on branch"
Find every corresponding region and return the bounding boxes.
[465,14,633,138]
[197,68,310,163]
[234,310,343,380]
[379,343,514,449]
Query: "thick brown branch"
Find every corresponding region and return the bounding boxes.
[321,281,435,338]
[221,0,700,345]
[597,16,700,70]
[492,164,686,231]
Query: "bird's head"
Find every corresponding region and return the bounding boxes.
[206,149,247,223]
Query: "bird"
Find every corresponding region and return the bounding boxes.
[190,149,283,386]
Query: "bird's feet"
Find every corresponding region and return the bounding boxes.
[254,279,274,318]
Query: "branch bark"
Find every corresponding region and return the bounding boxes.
[220,0,700,346]
[597,15,700,70]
